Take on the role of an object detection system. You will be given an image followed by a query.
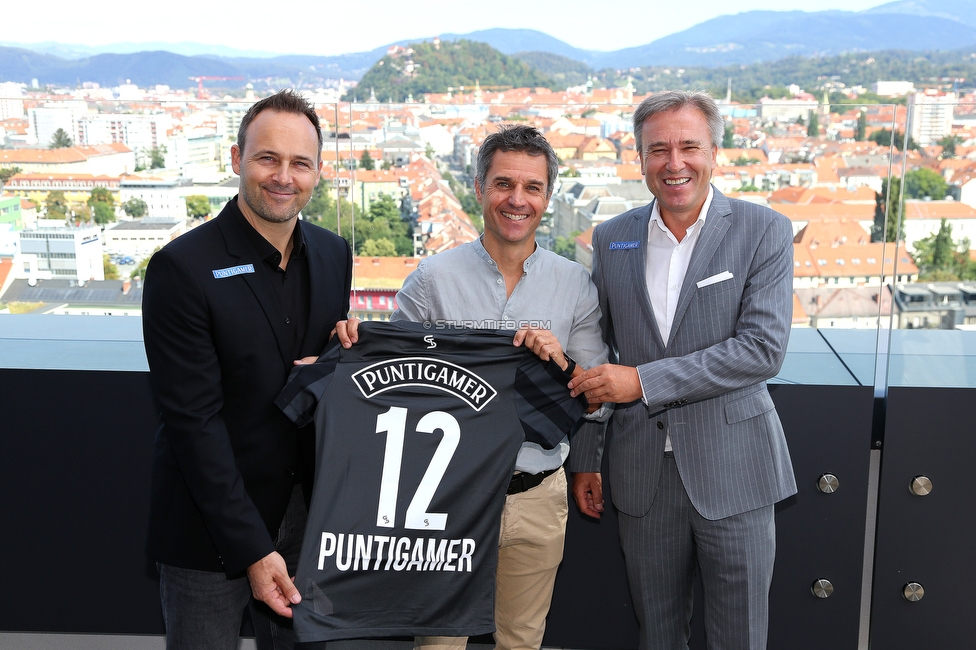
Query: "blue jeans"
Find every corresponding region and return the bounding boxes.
[159,484,307,650]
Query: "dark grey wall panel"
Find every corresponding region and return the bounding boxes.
[871,387,976,648]
[765,385,874,650]
[0,368,163,634]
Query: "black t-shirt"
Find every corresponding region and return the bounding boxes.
[276,321,586,642]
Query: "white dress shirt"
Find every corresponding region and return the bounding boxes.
[642,187,713,451]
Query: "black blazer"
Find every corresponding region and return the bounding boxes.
[143,199,351,575]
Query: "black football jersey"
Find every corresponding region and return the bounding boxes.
[276,321,586,642]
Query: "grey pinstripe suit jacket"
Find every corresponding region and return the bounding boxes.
[569,187,797,520]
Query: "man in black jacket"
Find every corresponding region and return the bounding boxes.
[143,89,351,650]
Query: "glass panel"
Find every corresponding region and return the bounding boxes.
[12,90,976,390]
[881,98,976,388]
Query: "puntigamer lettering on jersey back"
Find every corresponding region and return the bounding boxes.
[352,357,497,411]
[317,533,476,573]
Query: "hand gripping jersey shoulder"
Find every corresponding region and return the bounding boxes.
[276,321,586,642]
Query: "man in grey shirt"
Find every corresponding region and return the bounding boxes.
[338,124,607,650]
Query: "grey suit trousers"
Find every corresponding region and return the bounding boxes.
[618,454,775,650]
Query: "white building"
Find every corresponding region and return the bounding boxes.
[27,101,89,146]
[907,92,955,146]
[872,81,916,97]
[165,133,230,182]
[119,177,188,220]
[76,113,173,163]
[0,82,26,120]
[757,97,818,122]
[19,224,103,282]
[103,218,185,257]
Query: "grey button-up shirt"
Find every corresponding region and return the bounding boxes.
[392,237,608,473]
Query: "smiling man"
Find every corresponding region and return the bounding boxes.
[383,124,609,650]
[142,90,352,650]
[568,91,797,650]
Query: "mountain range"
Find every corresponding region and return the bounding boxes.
[0,1,974,89]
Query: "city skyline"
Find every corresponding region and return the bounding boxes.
[3,0,890,58]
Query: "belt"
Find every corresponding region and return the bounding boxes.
[507,468,558,495]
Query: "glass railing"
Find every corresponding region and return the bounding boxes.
[2,94,975,389]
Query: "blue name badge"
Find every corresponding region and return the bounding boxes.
[212,264,255,279]
[609,241,640,250]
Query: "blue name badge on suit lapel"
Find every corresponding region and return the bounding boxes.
[609,241,640,250]
[212,264,255,279]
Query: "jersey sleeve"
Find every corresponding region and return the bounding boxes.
[513,356,588,449]
[275,343,341,427]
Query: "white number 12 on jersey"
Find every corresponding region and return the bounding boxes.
[375,406,460,531]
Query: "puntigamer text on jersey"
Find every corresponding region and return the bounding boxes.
[352,357,497,411]
[317,532,476,573]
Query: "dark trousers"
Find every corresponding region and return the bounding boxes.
[158,484,307,650]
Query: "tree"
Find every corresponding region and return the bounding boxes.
[912,219,974,280]
[553,231,581,261]
[722,124,735,148]
[869,129,918,151]
[0,166,22,186]
[806,111,819,137]
[147,145,167,169]
[937,135,963,158]
[185,195,211,219]
[303,181,338,224]
[103,254,120,281]
[359,150,375,170]
[873,169,949,243]
[873,177,905,243]
[44,191,70,219]
[856,111,867,141]
[731,155,757,166]
[90,202,115,224]
[367,193,400,222]
[360,238,398,256]
[425,143,435,160]
[87,187,116,225]
[903,168,948,201]
[122,198,148,218]
[49,128,73,149]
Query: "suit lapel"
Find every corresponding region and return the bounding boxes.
[630,201,667,351]
[303,221,335,353]
[667,189,732,344]
[216,210,291,367]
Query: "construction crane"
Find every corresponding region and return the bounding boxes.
[189,75,245,99]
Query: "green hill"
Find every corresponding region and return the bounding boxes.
[513,51,593,87]
[344,39,554,102]
[619,48,976,102]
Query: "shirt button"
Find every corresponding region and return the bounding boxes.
[671,284,679,290]
[285,317,291,324]
[496,278,503,285]
[656,421,664,430]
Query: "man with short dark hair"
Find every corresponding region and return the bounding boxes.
[143,89,352,650]
[338,124,607,650]
[569,90,797,649]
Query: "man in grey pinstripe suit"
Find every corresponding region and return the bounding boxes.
[567,90,796,649]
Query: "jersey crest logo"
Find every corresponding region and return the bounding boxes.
[424,335,437,349]
[352,357,497,411]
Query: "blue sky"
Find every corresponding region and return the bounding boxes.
[5,0,891,56]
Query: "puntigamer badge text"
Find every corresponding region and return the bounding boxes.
[352,357,497,411]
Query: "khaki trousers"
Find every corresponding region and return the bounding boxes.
[415,467,569,650]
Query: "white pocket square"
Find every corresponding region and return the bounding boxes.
[697,271,734,288]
